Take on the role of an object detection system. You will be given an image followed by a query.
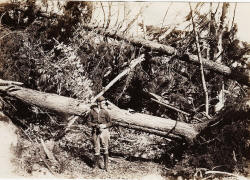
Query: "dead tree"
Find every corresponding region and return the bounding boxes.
[0,79,206,142]
[81,24,249,87]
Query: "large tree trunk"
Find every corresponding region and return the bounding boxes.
[106,106,199,140]
[0,85,91,115]
[0,83,202,141]
[81,24,249,86]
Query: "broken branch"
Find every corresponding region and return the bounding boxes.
[92,54,145,103]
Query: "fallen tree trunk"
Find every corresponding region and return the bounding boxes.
[0,84,91,115]
[0,79,23,86]
[0,80,203,141]
[82,24,249,86]
[92,54,145,102]
[105,106,198,140]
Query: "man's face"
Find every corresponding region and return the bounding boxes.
[98,101,106,108]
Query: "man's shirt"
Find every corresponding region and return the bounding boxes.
[88,108,111,127]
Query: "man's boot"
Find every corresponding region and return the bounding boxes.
[93,155,100,169]
[104,154,109,172]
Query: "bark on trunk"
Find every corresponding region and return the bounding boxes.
[0,82,202,141]
[0,85,91,115]
[106,106,198,141]
[81,24,249,86]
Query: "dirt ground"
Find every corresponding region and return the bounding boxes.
[1,119,249,179]
[13,154,168,179]
[0,121,18,178]
[0,121,168,179]
[58,158,167,179]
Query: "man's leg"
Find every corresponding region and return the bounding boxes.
[93,133,101,169]
[100,129,110,171]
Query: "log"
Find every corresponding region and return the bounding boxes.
[0,84,90,115]
[82,24,249,86]
[0,79,202,141]
[0,79,23,86]
[106,105,198,140]
[92,54,145,102]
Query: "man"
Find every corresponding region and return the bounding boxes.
[87,96,112,171]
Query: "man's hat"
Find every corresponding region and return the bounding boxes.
[96,96,105,102]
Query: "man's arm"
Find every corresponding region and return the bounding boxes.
[105,110,112,128]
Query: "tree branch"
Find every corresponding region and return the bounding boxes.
[92,55,145,103]
[105,2,112,29]
[100,2,106,28]
[151,98,202,122]
[189,3,210,117]
[122,5,145,35]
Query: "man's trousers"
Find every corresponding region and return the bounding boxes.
[92,128,110,155]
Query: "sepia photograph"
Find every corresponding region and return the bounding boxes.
[0,0,249,179]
